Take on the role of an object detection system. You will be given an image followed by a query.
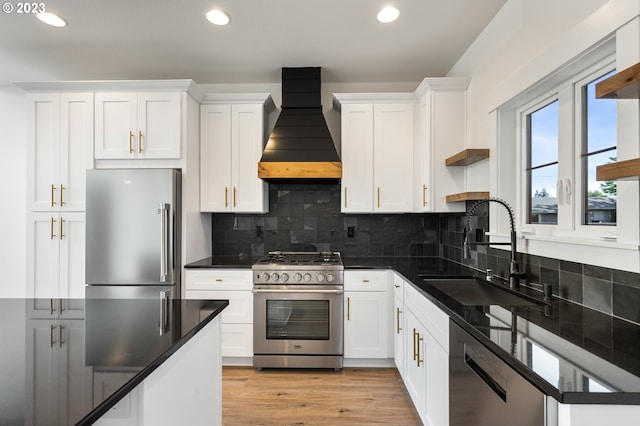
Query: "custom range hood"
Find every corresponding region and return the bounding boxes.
[258,67,342,180]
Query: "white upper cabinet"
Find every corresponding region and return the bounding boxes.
[94,91,181,160]
[414,77,470,212]
[27,93,93,212]
[335,94,416,213]
[200,94,273,213]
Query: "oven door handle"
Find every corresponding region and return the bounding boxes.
[252,288,344,295]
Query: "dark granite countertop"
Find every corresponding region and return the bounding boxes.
[0,298,228,425]
[185,254,640,404]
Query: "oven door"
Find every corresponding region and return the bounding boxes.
[253,285,344,356]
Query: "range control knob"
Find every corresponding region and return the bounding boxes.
[326,273,335,282]
[303,273,312,282]
[263,273,270,282]
[280,273,289,282]
[293,273,303,282]
[316,273,325,282]
[271,273,280,281]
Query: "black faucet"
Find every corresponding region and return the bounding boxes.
[463,197,526,290]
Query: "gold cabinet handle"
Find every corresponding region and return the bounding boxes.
[51,184,57,207]
[59,325,64,348]
[417,333,424,367]
[129,131,134,153]
[362,279,369,283]
[396,308,402,334]
[60,184,65,206]
[139,130,143,153]
[215,278,223,282]
[377,187,381,208]
[347,297,351,321]
[50,324,56,348]
[413,328,417,361]
[233,187,237,208]
[59,217,65,240]
[394,284,400,288]
[224,187,229,208]
[50,217,56,240]
[344,187,348,208]
[423,184,428,207]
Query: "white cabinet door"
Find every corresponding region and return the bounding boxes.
[373,103,414,212]
[424,332,449,426]
[232,103,268,212]
[394,292,405,377]
[404,308,427,418]
[94,92,137,159]
[27,212,85,318]
[341,103,374,212]
[200,104,232,211]
[95,92,181,160]
[344,291,391,359]
[27,93,93,212]
[200,103,268,213]
[137,92,181,159]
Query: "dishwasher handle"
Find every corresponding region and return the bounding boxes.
[464,353,507,402]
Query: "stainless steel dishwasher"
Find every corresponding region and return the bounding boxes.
[449,319,545,426]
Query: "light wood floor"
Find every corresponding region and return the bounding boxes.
[222,367,422,425]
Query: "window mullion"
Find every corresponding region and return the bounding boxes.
[556,85,575,231]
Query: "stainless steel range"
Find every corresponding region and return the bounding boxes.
[252,251,344,370]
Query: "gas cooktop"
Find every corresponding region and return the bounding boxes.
[252,251,344,285]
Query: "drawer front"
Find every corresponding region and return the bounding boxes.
[185,269,252,291]
[344,270,390,292]
[405,284,449,350]
[392,272,404,300]
[185,289,253,324]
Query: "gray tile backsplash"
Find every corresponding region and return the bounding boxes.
[211,182,440,258]
[210,185,640,325]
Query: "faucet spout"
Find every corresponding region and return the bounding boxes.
[464,197,526,290]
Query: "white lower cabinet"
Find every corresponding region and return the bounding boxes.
[403,282,450,426]
[344,270,393,366]
[26,319,93,426]
[184,269,253,364]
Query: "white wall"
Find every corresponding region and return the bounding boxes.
[0,85,27,297]
[447,0,612,192]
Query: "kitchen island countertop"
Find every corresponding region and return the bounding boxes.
[0,297,228,425]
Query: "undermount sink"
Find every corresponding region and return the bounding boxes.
[421,277,542,307]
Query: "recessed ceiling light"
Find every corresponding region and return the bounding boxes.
[377,6,399,23]
[206,9,230,26]
[36,12,66,27]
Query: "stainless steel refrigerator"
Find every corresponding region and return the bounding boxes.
[85,169,181,368]
[85,168,181,300]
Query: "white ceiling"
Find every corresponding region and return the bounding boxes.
[0,0,506,85]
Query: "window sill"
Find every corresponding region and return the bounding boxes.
[519,233,638,251]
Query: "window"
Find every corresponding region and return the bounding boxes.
[581,71,617,225]
[516,57,616,237]
[526,100,559,224]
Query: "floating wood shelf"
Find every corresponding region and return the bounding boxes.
[596,158,640,181]
[445,149,490,166]
[596,62,640,99]
[445,192,490,203]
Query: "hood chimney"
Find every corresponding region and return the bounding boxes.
[258,67,342,181]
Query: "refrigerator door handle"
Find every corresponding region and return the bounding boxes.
[159,288,171,336]
[159,203,170,282]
